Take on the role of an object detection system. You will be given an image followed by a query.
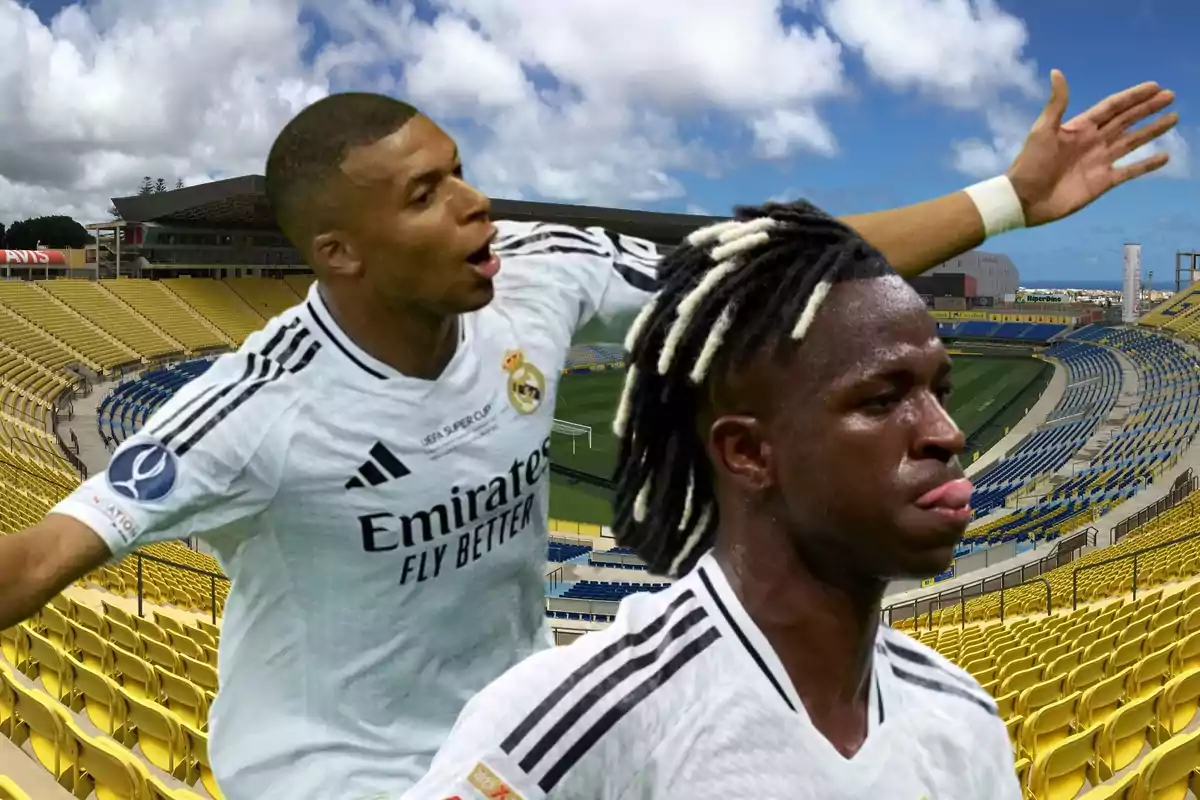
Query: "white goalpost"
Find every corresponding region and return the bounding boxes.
[552,419,593,454]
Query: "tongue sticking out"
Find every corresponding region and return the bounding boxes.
[467,246,500,279]
[915,478,973,510]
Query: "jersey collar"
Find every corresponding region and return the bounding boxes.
[302,281,399,381]
[690,552,806,714]
[690,551,886,731]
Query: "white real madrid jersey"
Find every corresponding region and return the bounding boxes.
[50,220,660,800]
[405,552,1022,800]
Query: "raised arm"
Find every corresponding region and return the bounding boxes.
[0,516,111,630]
[842,70,1176,279]
[0,351,294,631]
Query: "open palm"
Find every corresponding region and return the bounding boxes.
[1006,70,1178,227]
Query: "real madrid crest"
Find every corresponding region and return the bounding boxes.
[503,348,545,415]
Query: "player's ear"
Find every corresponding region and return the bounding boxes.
[707,414,773,492]
[312,230,365,279]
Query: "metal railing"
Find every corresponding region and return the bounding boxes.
[882,527,1093,629]
[549,462,614,491]
[1071,529,1200,609]
[1112,470,1198,542]
[546,566,564,595]
[134,552,230,625]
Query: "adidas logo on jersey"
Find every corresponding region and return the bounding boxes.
[345,442,411,489]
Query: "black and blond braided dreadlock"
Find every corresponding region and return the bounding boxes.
[611,200,894,577]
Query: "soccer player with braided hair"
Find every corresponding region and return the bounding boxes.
[403,201,1019,799]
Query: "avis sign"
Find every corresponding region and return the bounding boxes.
[1,249,66,266]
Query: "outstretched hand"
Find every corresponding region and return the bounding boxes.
[1006,70,1178,227]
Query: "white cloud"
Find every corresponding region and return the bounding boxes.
[1117,128,1191,180]
[821,0,1039,108]
[0,0,326,224]
[1,0,1172,229]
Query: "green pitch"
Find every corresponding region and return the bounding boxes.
[549,355,1049,526]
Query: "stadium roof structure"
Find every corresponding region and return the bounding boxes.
[110,175,726,245]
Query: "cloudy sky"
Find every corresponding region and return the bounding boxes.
[1,0,1196,282]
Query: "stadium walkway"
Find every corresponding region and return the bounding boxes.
[966,354,1068,478]
[57,378,118,477]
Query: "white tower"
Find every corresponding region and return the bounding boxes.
[1123,243,1142,323]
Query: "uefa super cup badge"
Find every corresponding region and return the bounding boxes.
[503,348,545,415]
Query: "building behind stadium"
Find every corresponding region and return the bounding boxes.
[1,176,1102,333]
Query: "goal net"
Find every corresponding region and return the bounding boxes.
[552,419,593,454]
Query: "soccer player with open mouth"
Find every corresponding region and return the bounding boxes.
[0,71,1177,799]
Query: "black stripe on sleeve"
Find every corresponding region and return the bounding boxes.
[890,665,999,717]
[157,353,259,447]
[501,589,700,754]
[696,567,795,712]
[538,626,722,793]
[171,338,319,456]
[882,639,991,695]
[516,606,711,774]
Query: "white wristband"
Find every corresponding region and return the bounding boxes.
[964,175,1026,239]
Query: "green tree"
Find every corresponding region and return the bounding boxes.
[138,176,154,195]
[5,216,94,249]
[154,178,167,193]
[175,178,184,190]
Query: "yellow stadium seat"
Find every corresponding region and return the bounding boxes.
[105,617,141,656]
[36,605,71,651]
[1078,668,1131,730]
[139,633,181,674]
[1028,724,1101,800]
[1019,691,1079,763]
[63,710,148,800]
[1130,728,1200,800]
[69,659,132,746]
[101,602,134,630]
[1,624,29,673]
[0,660,17,739]
[1094,689,1161,781]
[24,628,73,706]
[1127,648,1173,701]
[110,644,159,702]
[166,630,204,662]
[1153,669,1200,745]
[7,678,77,789]
[178,654,218,694]
[66,619,114,675]
[182,723,224,799]
[0,776,32,800]
[1111,636,1149,675]
[1067,654,1110,695]
[1078,769,1136,799]
[154,666,209,731]
[121,685,191,779]
[1170,630,1200,676]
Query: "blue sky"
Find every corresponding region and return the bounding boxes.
[323,1,1198,286]
[5,0,1197,286]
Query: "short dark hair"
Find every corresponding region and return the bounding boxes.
[265,92,420,249]
[611,201,893,577]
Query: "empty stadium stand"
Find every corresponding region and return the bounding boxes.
[98,360,216,446]
[959,326,1200,556]
[939,320,1070,341]
[8,268,1200,798]
[102,279,228,352]
[160,279,266,345]
[1140,281,1200,338]
[892,488,1200,797]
